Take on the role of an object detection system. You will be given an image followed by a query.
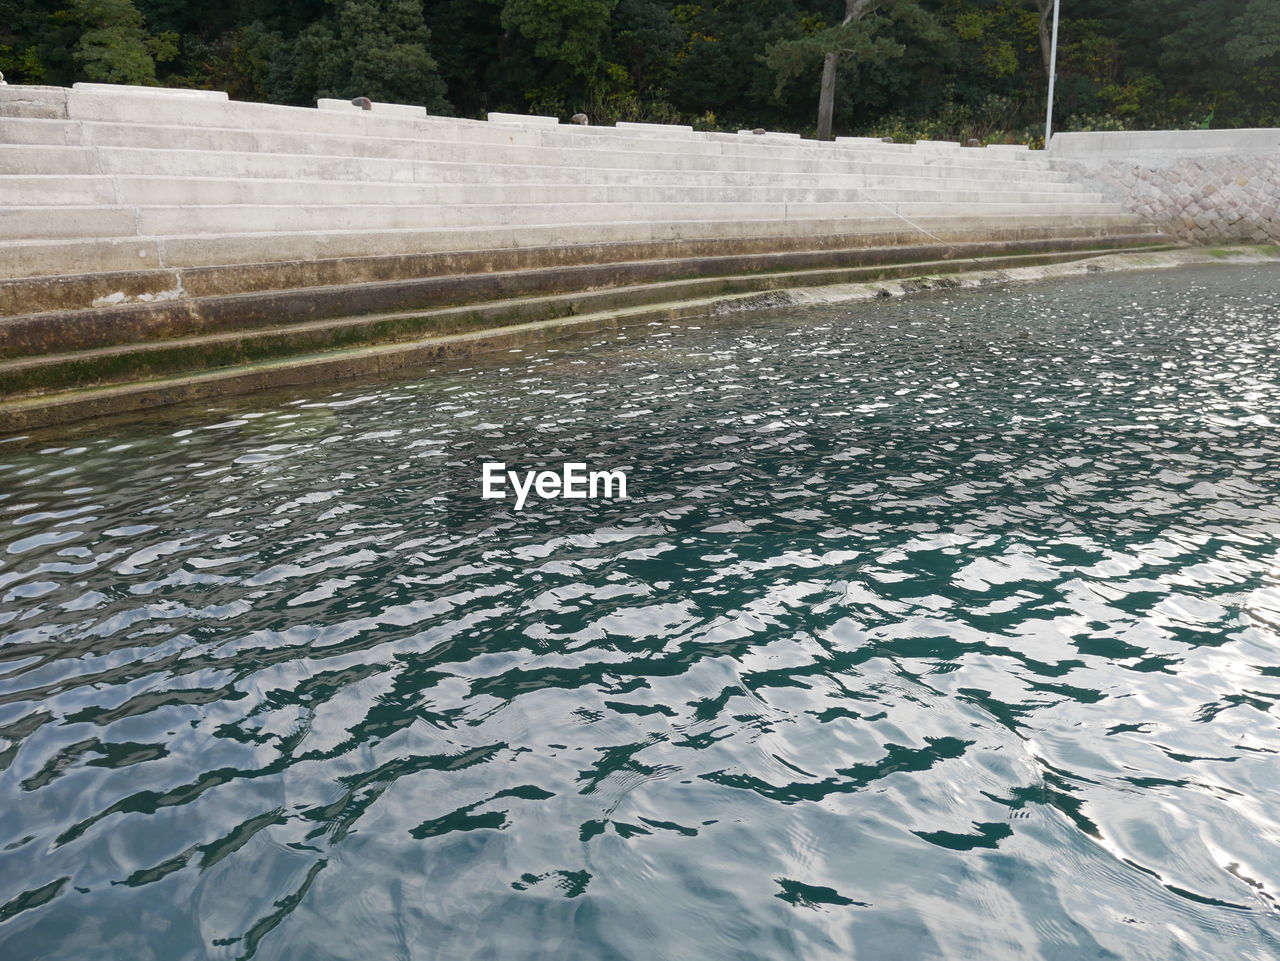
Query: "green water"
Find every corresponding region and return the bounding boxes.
[1,264,1279,960]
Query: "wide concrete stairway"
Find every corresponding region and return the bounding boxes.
[0,83,1172,430]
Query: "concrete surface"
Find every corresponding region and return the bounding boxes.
[1051,128,1280,244]
[0,82,1179,429]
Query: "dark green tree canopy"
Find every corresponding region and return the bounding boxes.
[289,0,450,112]
[65,0,176,84]
[2,0,1276,139]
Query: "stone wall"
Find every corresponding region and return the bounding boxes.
[1050,130,1280,246]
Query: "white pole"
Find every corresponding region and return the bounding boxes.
[1044,0,1061,148]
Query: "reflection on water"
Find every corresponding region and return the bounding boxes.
[1,264,1279,960]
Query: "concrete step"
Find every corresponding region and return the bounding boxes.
[0,144,96,175]
[0,138,1077,189]
[0,117,74,144]
[0,200,1142,241]
[119,137,1074,181]
[0,227,1172,317]
[115,201,1133,237]
[0,216,1162,277]
[0,232,1170,354]
[126,174,1096,203]
[0,173,1105,208]
[0,175,117,205]
[0,98,1061,175]
[0,242,1178,432]
[0,243,1175,399]
[0,205,137,239]
[19,115,1071,180]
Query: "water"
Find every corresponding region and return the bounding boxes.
[1,264,1279,961]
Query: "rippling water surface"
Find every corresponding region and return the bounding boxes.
[2,264,1279,960]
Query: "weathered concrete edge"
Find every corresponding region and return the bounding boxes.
[764,244,1280,307]
[1050,128,1280,159]
[3,245,1274,437]
[0,244,1175,396]
[0,232,1166,356]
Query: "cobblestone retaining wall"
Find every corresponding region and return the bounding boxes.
[1056,155,1280,245]
[1051,131,1280,246]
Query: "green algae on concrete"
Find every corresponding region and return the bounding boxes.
[4,245,1272,435]
[0,245,1178,401]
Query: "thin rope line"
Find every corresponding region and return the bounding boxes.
[801,144,963,256]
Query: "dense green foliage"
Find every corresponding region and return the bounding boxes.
[2,0,1277,140]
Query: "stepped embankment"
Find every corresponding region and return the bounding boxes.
[0,83,1171,429]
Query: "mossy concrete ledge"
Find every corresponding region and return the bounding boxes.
[0,242,1169,427]
[5,246,1274,435]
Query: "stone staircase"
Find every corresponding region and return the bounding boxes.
[0,83,1173,430]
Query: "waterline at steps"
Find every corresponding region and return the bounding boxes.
[0,82,1173,428]
[8,246,1264,435]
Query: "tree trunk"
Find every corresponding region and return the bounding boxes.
[817,0,877,141]
[817,51,839,141]
[1035,0,1053,78]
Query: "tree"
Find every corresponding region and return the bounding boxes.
[1221,0,1280,71]
[1025,0,1053,78]
[424,0,507,116]
[68,0,177,85]
[671,0,815,133]
[1,0,1273,134]
[500,0,618,82]
[821,0,873,139]
[288,0,449,111]
[1135,0,1279,124]
[611,0,684,93]
[1,0,47,84]
[767,0,941,140]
